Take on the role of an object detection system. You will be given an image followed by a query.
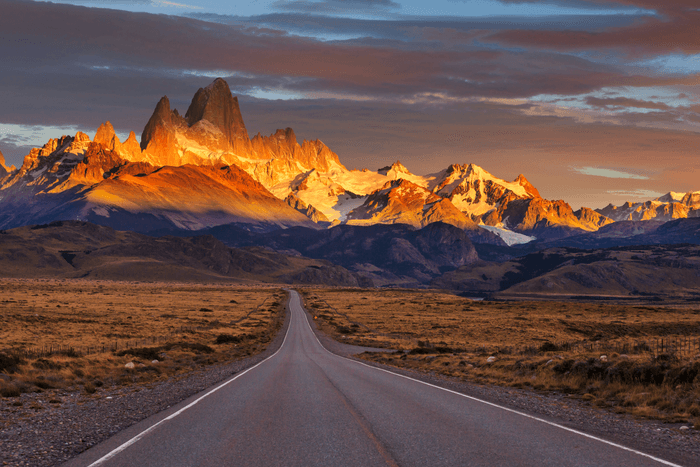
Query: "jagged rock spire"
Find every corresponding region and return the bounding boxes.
[185,78,250,148]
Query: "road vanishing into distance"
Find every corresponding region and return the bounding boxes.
[69,291,681,467]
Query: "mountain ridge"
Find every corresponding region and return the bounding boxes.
[1,77,698,242]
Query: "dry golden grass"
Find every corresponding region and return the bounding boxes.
[301,288,700,427]
[0,279,286,402]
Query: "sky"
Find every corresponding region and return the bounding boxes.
[1,0,699,209]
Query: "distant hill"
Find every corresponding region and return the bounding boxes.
[0,221,366,286]
[433,243,700,299]
[163,221,479,287]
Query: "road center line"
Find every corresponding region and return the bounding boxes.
[296,292,684,467]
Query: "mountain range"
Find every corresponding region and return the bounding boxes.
[2,78,698,243]
[1,77,699,293]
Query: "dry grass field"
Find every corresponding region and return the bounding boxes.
[0,279,286,402]
[301,288,700,427]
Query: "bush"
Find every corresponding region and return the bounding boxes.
[32,380,56,390]
[632,363,668,385]
[115,347,162,361]
[570,358,610,379]
[0,353,23,374]
[408,346,462,355]
[664,362,700,386]
[215,334,243,344]
[164,342,214,354]
[84,382,96,394]
[0,384,21,398]
[538,342,559,353]
[552,359,574,374]
[32,358,62,370]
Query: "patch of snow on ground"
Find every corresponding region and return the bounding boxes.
[480,225,535,246]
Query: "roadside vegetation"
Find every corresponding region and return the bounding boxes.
[0,280,286,405]
[301,288,700,428]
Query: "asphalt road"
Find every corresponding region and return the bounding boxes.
[68,291,682,467]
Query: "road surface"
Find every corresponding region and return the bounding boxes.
[68,291,681,466]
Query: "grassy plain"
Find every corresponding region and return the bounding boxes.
[0,279,286,401]
[301,288,700,427]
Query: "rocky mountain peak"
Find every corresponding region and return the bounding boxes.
[681,191,700,208]
[184,77,249,149]
[94,121,117,146]
[140,96,177,151]
[465,163,484,177]
[74,132,91,143]
[379,160,411,177]
[391,161,409,173]
[94,121,142,162]
[270,128,299,154]
[0,148,11,173]
[0,149,8,177]
[515,174,541,198]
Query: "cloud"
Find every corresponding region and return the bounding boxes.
[271,0,400,15]
[194,10,645,43]
[606,189,665,199]
[0,0,660,105]
[153,1,202,9]
[487,6,700,57]
[571,166,649,179]
[585,96,672,110]
[497,0,695,15]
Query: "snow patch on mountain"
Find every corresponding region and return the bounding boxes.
[479,225,535,246]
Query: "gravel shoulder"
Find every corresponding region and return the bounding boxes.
[300,298,700,467]
[0,296,292,467]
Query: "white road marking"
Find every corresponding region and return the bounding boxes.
[295,292,684,467]
[86,302,293,467]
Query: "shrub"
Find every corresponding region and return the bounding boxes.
[0,353,23,374]
[0,384,21,398]
[215,334,243,344]
[164,342,214,354]
[570,358,610,379]
[84,382,96,394]
[664,362,700,386]
[408,346,461,355]
[552,359,575,374]
[32,380,56,390]
[538,342,559,352]
[115,347,162,361]
[32,358,62,370]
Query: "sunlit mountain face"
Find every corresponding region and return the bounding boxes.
[1,0,699,213]
[1,78,698,247]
